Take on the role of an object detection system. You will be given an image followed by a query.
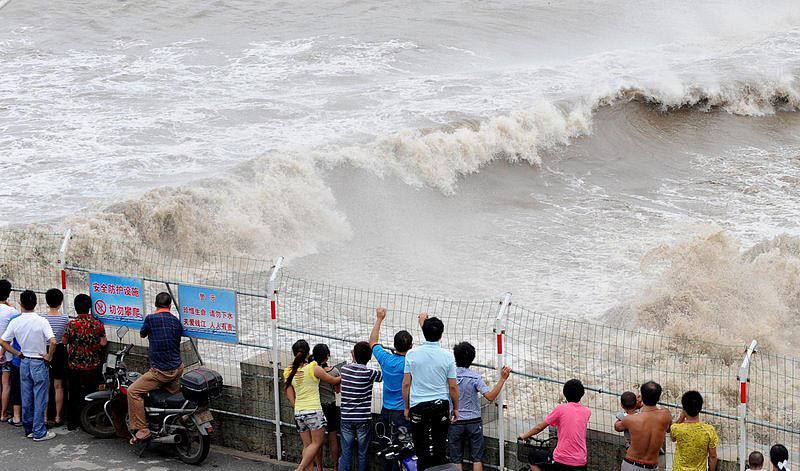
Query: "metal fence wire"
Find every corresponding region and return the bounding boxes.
[0,229,796,470]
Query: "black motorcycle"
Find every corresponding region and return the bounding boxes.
[81,327,222,465]
[374,423,418,471]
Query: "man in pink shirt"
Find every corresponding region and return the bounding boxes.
[519,379,591,471]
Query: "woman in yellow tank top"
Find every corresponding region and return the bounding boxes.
[284,340,342,471]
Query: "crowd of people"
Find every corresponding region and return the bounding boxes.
[284,307,793,471]
[0,279,792,471]
[0,280,107,441]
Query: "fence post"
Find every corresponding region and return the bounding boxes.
[57,229,72,315]
[268,257,285,460]
[737,340,758,471]
[494,292,512,471]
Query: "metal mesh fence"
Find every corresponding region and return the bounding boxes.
[0,229,797,468]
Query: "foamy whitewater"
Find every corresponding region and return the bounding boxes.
[2,0,800,352]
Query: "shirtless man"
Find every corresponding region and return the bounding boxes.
[615,381,672,471]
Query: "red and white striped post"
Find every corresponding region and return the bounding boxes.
[57,229,72,315]
[737,340,758,471]
[494,292,512,471]
[268,256,285,460]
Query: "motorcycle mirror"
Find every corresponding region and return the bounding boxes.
[374,421,387,440]
[116,326,129,340]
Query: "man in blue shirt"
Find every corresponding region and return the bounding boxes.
[402,313,459,470]
[369,307,413,471]
[127,292,184,444]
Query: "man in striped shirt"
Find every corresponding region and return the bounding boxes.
[338,341,382,471]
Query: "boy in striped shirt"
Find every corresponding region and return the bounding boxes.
[338,341,382,471]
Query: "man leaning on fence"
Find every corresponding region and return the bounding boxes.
[402,313,459,471]
[615,381,672,471]
[128,292,184,444]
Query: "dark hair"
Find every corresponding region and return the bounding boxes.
[74,294,92,315]
[353,341,372,365]
[46,288,64,309]
[285,340,310,390]
[421,317,444,342]
[19,290,37,311]
[0,280,11,301]
[748,451,764,469]
[311,343,330,367]
[454,341,476,368]
[393,330,413,353]
[621,391,638,410]
[563,379,585,402]
[770,444,789,469]
[681,390,704,417]
[155,292,172,309]
[641,381,662,406]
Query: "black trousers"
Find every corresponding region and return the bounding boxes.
[66,368,101,428]
[409,400,450,471]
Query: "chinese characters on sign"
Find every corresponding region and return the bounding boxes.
[89,273,146,328]
[177,284,238,344]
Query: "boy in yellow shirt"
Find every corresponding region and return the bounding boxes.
[670,391,719,471]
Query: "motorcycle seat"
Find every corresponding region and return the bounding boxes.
[146,389,194,409]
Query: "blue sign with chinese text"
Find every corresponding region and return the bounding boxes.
[178,284,238,344]
[89,273,146,328]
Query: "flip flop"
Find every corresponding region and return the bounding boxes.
[129,432,152,445]
[9,419,22,427]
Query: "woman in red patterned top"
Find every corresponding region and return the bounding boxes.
[62,294,107,431]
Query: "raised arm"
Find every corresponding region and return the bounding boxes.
[417,312,428,329]
[369,307,387,348]
[484,366,511,402]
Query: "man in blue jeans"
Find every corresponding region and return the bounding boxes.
[369,307,413,471]
[0,290,57,441]
[339,341,382,471]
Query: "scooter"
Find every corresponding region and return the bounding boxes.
[375,422,418,471]
[81,326,222,465]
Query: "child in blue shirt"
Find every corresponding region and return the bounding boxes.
[449,341,511,471]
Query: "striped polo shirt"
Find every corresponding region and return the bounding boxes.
[340,363,382,422]
[41,312,70,343]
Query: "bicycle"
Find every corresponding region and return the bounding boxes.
[517,436,558,471]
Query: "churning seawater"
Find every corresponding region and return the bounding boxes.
[2,0,800,350]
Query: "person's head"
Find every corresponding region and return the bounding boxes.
[641,381,662,407]
[393,330,413,354]
[421,316,444,342]
[74,294,92,315]
[19,290,37,312]
[681,390,704,418]
[46,288,64,309]
[155,292,172,309]
[312,343,330,367]
[563,379,585,403]
[748,451,765,470]
[353,341,372,365]
[285,339,311,390]
[0,280,11,302]
[621,391,638,412]
[770,444,789,470]
[454,341,476,368]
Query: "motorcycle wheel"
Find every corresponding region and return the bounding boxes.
[80,400,116,438]
[175,424,211,465]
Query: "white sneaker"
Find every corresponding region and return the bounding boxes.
[33,431,56,441]
[26,433,33,439]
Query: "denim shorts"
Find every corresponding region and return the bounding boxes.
[295,409,327,433]
[448,421,485,462]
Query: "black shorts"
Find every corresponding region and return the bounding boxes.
[49,344,67,380]
[8,364,21,406]
[322,403,340,433]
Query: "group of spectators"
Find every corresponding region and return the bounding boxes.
[284,308,511,471]
[0,280,107,441]
[285,307,793,471]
